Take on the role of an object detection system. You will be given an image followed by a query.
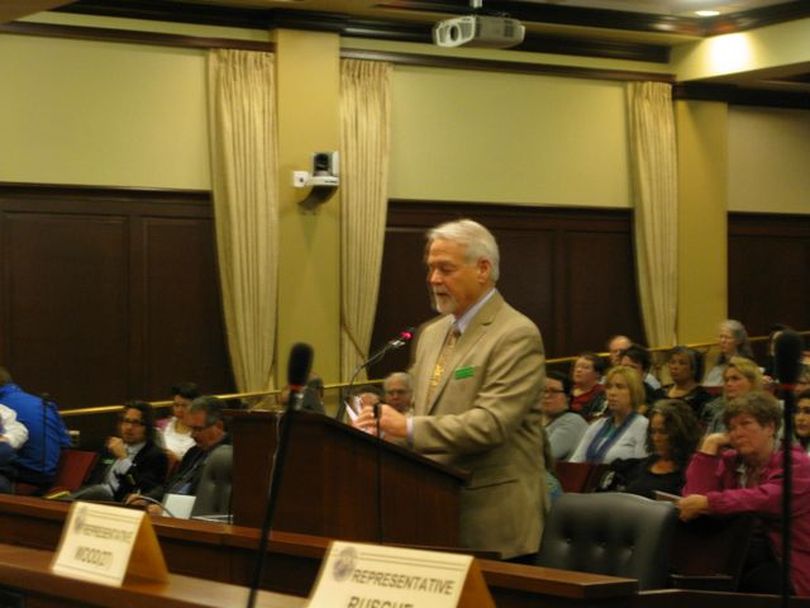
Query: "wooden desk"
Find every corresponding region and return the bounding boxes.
[0,496,638,606]
[0,543,304,608]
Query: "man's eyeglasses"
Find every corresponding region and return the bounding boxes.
[120,418,145,426]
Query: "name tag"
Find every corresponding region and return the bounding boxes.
[308,541,494,608]
[52,501,168,587]
[454,366,474,380]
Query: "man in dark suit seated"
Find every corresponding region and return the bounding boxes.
[128,395,229,515]
[72,401,168,502]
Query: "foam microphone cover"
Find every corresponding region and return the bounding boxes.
[774,329,803,385]
[287,342,314,387]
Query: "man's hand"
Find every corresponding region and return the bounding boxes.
[146,504,163,516]
[354,404,407,439]
[677,494,710,521]
[107,436,127,460]
[124,493,146,507]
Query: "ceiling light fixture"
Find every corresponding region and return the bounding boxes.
[695,10,721,17]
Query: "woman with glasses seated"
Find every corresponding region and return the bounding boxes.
[679,391,810,596]
[599,399,701,498]
[542,371,587,461]
[569,366,649,464]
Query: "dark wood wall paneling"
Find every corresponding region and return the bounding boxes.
[369,201,645,378]
[0,184,234,412]
[728,212,810,338]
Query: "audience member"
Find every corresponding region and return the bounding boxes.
[130,395,229,515]
[663,346,712,418]
[161,382,199,460]
[607,335,632,368]
[679,391,810,596]
[383,372,414,414]
[0,367,70,490]
[702,356,763,434]
[620,343,664,411]
[542,371,587,461]
[703,319,754,387]
[0,403,28,493]
[599,399,701,498]
[794,389,810,455]
[277,373,326,413]
[72,401,168,502]
[570,366,649,464]
[762,323,791,378]
[300,374,326,413]
[569,353,605,420]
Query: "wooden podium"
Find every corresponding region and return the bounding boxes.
[227,410,467,548]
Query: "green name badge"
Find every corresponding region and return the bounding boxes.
[454,366,475,380]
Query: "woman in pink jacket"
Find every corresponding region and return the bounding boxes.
[679,391,810,596]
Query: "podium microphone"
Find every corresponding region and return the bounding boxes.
[336,327,415,421]
[286,342,314,411]
[247,342,313,608]
[775,329,802,606]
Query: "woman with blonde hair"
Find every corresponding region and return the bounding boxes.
[570,366,649,464]
[701,356,763,434]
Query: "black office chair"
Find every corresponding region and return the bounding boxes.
[535,492,677,590]
[191,444,233,518]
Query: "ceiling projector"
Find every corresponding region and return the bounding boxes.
[433,15,526,49]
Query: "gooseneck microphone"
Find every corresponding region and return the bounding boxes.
[335,327,415,421]
[247,342,313,608]
[775,329,803,606]
[286,342,314,411]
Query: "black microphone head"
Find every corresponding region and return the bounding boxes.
[287,342,314,388]
[774,329,803,385]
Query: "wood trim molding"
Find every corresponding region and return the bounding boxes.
[378,0,810,36]
[51,0,674,63]
[729,211,810,237]
[0,181,212,206]
[341,48,674,83]
[379,0,704,36]
[705,1,810,36]
[0,19,275,51]
[673,83,810,110]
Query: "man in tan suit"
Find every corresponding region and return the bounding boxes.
[355,219,546,560]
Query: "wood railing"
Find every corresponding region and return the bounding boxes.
[59,330,809,420]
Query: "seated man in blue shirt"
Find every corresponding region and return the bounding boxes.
[0,367,71,491]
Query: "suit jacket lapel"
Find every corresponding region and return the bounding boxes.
[427,292,504,414]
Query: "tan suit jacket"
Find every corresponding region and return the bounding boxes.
[410,291,546,558]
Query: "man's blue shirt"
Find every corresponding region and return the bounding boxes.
[0,383,71,480]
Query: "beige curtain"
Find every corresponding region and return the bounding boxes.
[207,49,279,391]
[626,81,678,348]
[339,59,393,380]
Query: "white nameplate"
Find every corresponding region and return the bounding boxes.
[51,501,168,586]
[308,541,494,608]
